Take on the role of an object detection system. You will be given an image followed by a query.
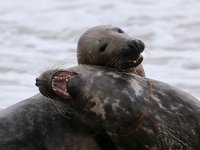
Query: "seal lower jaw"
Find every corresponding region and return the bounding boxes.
[52,71,78,99]
[118,55,143,70]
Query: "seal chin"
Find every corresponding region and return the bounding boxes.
[51,71,78,99]
[119,55,143,70]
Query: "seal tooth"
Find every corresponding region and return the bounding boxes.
[58,89,64,93]
[67,76,73,80]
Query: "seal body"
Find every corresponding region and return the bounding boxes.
[77,25,146,77]
[0,94,117,150]
[36,65,200,150]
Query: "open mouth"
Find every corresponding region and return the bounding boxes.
[119,55,143,70]
[51,71,78,99]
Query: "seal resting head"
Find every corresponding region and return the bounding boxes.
[77,25,146,77]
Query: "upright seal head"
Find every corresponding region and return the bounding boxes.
[77,25,146,77]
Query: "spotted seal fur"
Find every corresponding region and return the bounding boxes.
[36,65,200,150]
[0,96,116,149]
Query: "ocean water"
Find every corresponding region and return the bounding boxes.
[0,0,200,108]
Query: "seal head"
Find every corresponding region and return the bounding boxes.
[77,25,145,76]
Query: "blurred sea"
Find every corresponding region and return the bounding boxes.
[0,0,200,108]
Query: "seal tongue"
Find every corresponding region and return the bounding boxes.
[52,71,78,99]
[52,77,69,97]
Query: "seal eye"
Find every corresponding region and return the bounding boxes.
[99,43,107,53]
[117,28,124,33]
[113,27,124,33]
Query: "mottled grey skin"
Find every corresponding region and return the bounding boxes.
[37,65,200,150]
[77,25,146,77]
[0,94,117,150]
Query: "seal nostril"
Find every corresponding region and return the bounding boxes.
[128,40,145,53]
[128,40,140,53]
[128,40,137,48]
[35,78,40,87]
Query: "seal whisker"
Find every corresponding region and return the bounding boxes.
[42,88,61,114]
[106,56,120,68]
[46,97,61,115]
[50,98,70,119]
[50,54,76,70]
[41,88,66,116]
[105,56,117,67]
[54,58,73,69]
[54,100,73,114]
[49,97,66,116]
[49,59,66,70]
[142,43,152,55]
[114,58,122,70]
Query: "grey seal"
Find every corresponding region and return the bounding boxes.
[36,65,200,150]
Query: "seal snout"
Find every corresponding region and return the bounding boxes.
[117,39,145,70]
[36,70,79,99]
[35,76,54,98]
[127,39,145,53]
[35,78,45,87]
